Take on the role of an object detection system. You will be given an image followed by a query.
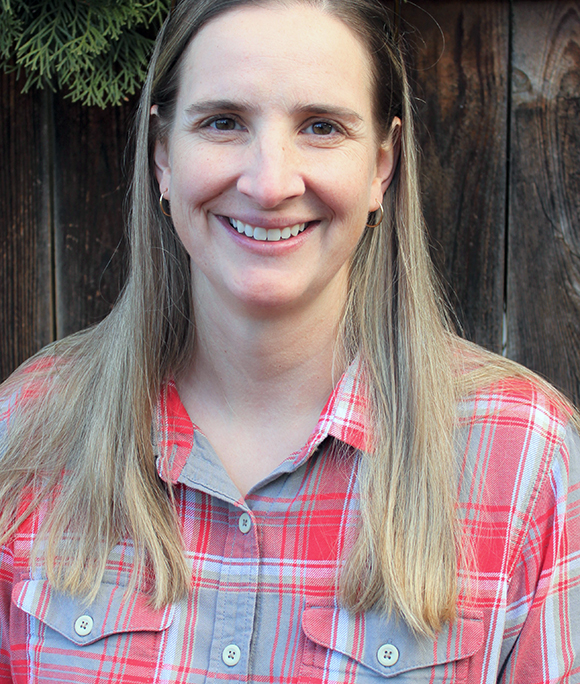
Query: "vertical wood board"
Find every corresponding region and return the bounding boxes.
[508,1,580,403]
[402,0,509,352]
[53,97,136,338]
[0,74,52,382]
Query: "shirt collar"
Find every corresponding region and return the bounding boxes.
[155,356,369,486]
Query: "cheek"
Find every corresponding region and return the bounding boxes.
[170,221,196,264]
[318,154,377,215]
[323,185,373,233]
[168,140,225,198]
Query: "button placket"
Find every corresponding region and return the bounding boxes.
[208,504,259,676]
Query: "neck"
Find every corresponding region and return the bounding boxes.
[175,281,349,495]
[180,288,347,416]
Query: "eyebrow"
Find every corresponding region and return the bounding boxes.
[295,104,364,123]
[184,99,254,117]
[183,99,364,123]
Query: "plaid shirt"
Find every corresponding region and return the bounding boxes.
[0,360,579,683]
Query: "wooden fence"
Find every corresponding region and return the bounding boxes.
[1,0,579,404]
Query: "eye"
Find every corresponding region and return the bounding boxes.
[306,121,336,135]
[210,117,239,130]
[199,115,244,132]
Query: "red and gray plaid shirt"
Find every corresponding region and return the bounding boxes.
[0,360,579,682]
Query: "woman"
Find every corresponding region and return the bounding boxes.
[0,0,578,681]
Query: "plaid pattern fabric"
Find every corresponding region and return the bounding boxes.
[0,362,579,682]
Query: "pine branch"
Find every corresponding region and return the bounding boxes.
[0,0,170,107]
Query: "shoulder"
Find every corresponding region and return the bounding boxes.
[0,356,59,428]
[455,365,579,566]
[456,363,576,481]
[0,352,77,471]
[457,374,571,442]
[452,337,579,527]
[452,339,575,459]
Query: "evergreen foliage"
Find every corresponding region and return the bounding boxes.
[0,0,170,107]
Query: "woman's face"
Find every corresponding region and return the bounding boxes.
[154,2,398,318]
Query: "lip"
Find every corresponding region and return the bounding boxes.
[219,214,316,231]
[216,214,318,253]
[228,217,308,242]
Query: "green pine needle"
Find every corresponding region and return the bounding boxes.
[0,0,171,107]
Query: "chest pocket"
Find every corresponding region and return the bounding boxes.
[11,579,174,679]
[301,605,483,683]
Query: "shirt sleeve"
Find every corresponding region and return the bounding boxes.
[499,423,580,683]
[0,543,14,683]
[0,389,22,682]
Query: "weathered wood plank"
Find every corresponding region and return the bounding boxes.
[53,97,136,338]
[0,74,52,382]
[508,1,580,404]
[401,0,509,352]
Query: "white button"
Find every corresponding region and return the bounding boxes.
[377,643,399,667]
[238,512,252,534]
[74,614,94,637]
[222,643,241,666]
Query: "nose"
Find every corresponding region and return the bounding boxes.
[236,130,306,208]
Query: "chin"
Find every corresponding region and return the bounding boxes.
[234,291,305,314]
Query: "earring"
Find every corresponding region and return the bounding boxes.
[366,202,384,228]
[159,192,171,217]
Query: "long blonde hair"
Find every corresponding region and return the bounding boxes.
[0,0,576,637]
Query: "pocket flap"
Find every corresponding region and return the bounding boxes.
[302,605,483,678]
[12,579,174,646]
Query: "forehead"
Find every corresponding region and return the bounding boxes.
[176,3,374,113]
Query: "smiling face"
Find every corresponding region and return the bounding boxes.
[154,2,398,319]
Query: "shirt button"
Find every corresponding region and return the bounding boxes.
[222,643,241,666]
[74,615,94,637]
[238,512,252,534]
[377,643,399,667]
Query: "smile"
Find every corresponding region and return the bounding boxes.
[228,217,307,241]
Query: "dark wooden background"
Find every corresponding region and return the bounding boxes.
[1,0,580,405]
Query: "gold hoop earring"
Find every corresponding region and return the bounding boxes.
[159,193,171,217]
[366,202,384,228]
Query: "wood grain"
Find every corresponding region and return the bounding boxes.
[0,73,52,382]
[401,0,509,352]
[3,0,579,405]
[53,97,136,338]
[508,1,580,404]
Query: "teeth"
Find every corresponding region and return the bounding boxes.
[229,218,307,241]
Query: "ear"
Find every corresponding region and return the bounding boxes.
[151,105,172,197]
[369,117,401,212]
